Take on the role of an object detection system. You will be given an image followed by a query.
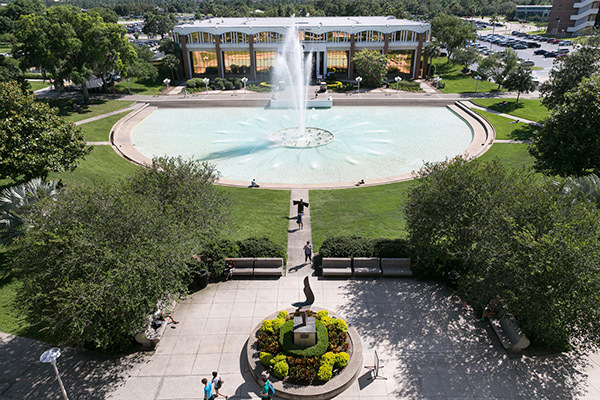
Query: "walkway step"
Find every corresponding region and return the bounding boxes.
[286,189,312,277]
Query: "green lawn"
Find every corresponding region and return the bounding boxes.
[471,98,550,122]
[80,111,131,142]
[434,59,503,94]
[477,142,536,172]
[115,77,166,95]
[472,109,538,140]
[310,181,417,250]
[41,98,134,122]
[218,187,290,250]
[0,43,11,53]
[27,80,51,92]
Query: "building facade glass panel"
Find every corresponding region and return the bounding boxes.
[301,31,326,42]
[191,51,218,74]
[254,32,282,43]
[387,50,413,74]
[221,32,248,44]
[223,51,251,74]
[326,31,351,42]
[188,32,215,44]
[355,30,385,42]
[255,51,277,72]
[326,50,349,72]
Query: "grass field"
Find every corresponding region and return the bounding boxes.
[471,98,550,122]
[473,109,538,140]
[80,111,131,142]
[477,142,536,172]
[434,59,503,94]
[27,80,51,92]
[115,77,166,95]
[41,98,134,122]
[0,43,11,53]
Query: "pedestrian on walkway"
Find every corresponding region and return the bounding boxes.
[261,372,274,400]
[297,212,303,229]
[304,241,312,263]
[202,377,214,400]
[293,198,309,214]
[212,371,228,399]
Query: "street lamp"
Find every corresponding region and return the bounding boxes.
[241,76,248,94]
[432,76,442,89]
[394,76,402,94]
[355,76,362,93]
[202,77,210,94]
[40,348,69,400]
[163,78,170,92]
[474,75,482,93]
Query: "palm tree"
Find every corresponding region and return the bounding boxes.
[423,41,441,79]
[162,54,180,81]
[0,178,59,244]
[562,174,600,204]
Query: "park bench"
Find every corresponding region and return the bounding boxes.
[381,258,412,277]
[253,257,284,277]
[489,316,531,352]
[321,258,352,277]
[352,257,382,277]
[227,258,254,277]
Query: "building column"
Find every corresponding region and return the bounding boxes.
[383,33,390,54]
[316,51,321,79]
[249,34,256,81]
[180,35,192,80]
[215,35,224,78]
[412,32,424,79]
[323,50,328,76]
[349,34,356,80]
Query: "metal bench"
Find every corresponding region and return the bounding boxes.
[490,317,531,352]
[321,258,352,277]
[253,257,284,277]
[381,258,412,277]
[352,257,382,277]
[227,258,254,277]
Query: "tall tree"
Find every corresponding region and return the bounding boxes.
[352,50,388,88]
[431,14,476,62]
[503,65,536,102]
[143,12,175,38]
[0,81,89,181]
[162,53,180,81]
[531,75,600,177]
[451,46,479,71]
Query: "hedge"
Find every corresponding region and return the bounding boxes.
[279,319,329,357]
[318,236,410,259]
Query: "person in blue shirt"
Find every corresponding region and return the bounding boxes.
[202,377,214,400]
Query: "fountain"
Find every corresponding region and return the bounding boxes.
[268,21,333,146]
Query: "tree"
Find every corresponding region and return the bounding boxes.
[123,46,158,94]
[431,14,476,62]
[3,0,44,22]
[562,174,600,204]
[143,12,175,39]
[0,54,29,92]
[0,82,89,181]
[502,65,536,102]
[88,7,118,23]
[477,49,518,89]
[530,76,600,177]
[14,157,230,352]
[352,50,388,88]
[162,53,180,81]
[540,36,600,109]
[405,157,600,351]
[451,46,479,71]
[422,41,440,78]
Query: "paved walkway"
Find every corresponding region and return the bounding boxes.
[286,189,313,277]
[495,139,532,144]
[74,103,142,126]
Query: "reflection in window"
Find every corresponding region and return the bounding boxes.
[256,51,276,72]
[223,51,251,74]
[326,31,350,42]
[220,32,248,44]
[326,50,348,72]
[254,32,282,43]
[191,51,218,74]
[188,32,215,44]
[355,31,385,42]
[387,50,414,74]
[300,31,325,42]
[390,30,418,42]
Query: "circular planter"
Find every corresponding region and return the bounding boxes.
[246,308,363,400]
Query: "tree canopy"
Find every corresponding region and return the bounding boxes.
[352,50,388,88]
[531,75,600,177]
[502,65,536,102]
[431,14,476,62]
[14,157,230,352]
[0,81,89,181]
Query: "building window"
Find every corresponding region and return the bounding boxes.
[220,32,248,44]
[326,50,349,73]
[256,51,276,72]
[254,32,282,43]
[301,31,325,42]
[223,51,251,74]
[188,32,215,44]
[326,31,351,42]
[387,50,414,75]
[191,51,218,74]
[355,31,385,42]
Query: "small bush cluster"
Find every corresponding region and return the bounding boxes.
[317,351,350,381]
[260,311,288,334]
[318,236,410,260]
[185,77,243,92]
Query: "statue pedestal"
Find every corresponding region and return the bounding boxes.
[293,316,317,348]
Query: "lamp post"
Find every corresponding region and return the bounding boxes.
[40,348,69,400]
[241,76,248,94]
[163,78,170,92]
[355,76,362,93]
[474,75,482,93]
[394,76,402,94]
[202,77,209,94]
[433,76,441,89]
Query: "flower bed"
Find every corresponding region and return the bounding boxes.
[257,310,350,385]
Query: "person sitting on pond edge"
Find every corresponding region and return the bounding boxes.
[250,179,260,188]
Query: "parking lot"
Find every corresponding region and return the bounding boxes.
[473,30,574,83]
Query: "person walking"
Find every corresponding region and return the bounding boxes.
[260,372,274,400]
[297,212,303,229]
[212,371,228,399]
[202,377,214,400]
[293,198,309,214]
[304,241,312,263]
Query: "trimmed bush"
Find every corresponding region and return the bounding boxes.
[271,353,287,365]
[277,311,289,320]
[186,79,197,88]
[233,78,242,90]
[321,351,336,366]
[317,363,333,381]
[316,310,329,320]
[372,238,411,258]
[319,236,372,258]
[238,237,285,258]
[273,360,289,378]
[260,352,273,367]
[279,319,329,357]
[326,81,342,89]
[223,80,234,90]
[335,352,349,368]
[334,319,348,333]
[205,66,218,75]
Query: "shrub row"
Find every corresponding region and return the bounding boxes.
[186,77,244,91]
[318,236,410,260]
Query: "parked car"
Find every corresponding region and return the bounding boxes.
[548,38,560,44]
[544,52,558,58]
[534,49,547,55]
[521,60,535,67]
[560,40,573,46]
[527,42,541,48]
[512,44,527,49]
[556,48,570,54]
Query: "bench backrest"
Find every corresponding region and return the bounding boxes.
[254,258,284,268]
[226,258,254,268]
[353,257,380,268]
[322,258,352,268]
[381,258,411,268]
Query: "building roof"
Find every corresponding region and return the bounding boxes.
[174,16,430,35]
[515,5,553,9]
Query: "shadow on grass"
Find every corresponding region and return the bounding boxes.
[487,101,526,114]
[41,98,110,118]
[510,124,538,140]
